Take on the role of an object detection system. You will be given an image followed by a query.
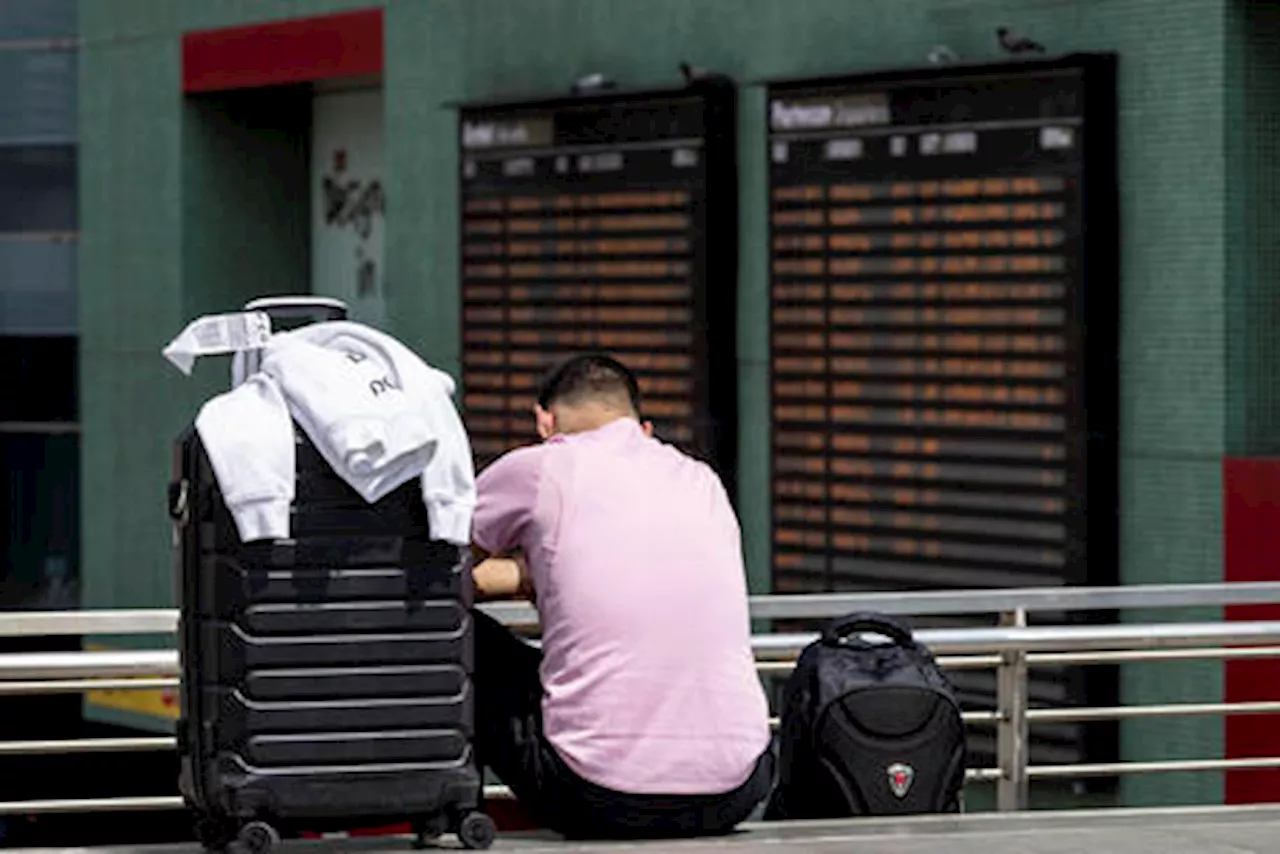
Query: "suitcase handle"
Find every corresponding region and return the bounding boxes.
[168,479,189,525]
[822,612,916,648]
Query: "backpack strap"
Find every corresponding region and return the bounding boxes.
[821,612,916,648]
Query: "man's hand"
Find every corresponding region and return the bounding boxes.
[472,551,533,601]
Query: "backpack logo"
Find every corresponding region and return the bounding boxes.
[887,762,914,798]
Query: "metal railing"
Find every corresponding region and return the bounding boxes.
[1,582,1279,818]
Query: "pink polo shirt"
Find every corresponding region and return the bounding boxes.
[471,418,770,795]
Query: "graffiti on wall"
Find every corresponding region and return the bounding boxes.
[321,147,385,299]
[312,89,385,324]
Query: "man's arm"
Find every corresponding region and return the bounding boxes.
[470,447,541,601]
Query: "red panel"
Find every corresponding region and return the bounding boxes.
[1223,457,1280,803]
[484,798,541,832]
[182,8,383,93]
[298,800,541,839]
[338,808,541,837]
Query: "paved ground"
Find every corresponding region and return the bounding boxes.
[10,805,1280,854]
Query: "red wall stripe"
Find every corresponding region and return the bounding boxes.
[182,7,383,94]
[1223,456,1280,803]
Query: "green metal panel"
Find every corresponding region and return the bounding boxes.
[1118,456,1227,805]
[80,0,1239,801]
[382,0,461,375]
[173,0,384,32]
[77,1,351,732]
[1225,1,1280,458]
[78,17,184,615]
[77,14,185,731]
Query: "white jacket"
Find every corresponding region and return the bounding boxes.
[267,322,476,543]
[194,322,475,545]
[194,374,297,543]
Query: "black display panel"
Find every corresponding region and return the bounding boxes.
[458,81,738,488]
[766,55,1119,774]
[767,56,1118,597]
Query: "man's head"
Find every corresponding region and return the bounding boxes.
[534,353,653,439]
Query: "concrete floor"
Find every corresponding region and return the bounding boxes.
[9,805,1280,854]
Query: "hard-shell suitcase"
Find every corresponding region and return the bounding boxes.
[169,423,495,853]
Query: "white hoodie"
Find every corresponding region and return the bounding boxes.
[267,322,476,543]
[195,373,297,543]
[194,322,475,545]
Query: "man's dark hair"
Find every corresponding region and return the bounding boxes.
[537,353,642,414]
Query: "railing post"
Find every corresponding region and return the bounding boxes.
[996,607,1029,811]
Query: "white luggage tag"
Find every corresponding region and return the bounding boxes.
[162,311,273,376]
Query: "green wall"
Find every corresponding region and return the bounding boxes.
[80,0,1259,804]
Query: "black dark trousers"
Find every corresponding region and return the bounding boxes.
[471,610,774,839]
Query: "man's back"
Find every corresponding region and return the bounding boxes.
[472,418,771,796]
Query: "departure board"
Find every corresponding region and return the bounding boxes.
[767,56,1118,596]
[459,81,738,486]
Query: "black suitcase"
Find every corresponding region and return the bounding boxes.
[169,423,495,853]
[765,612,966,820]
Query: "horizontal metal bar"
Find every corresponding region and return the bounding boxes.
[487,770,1006,798]
[755,661,795,674]
[0,763,1212,815]
[1028,756,1280,779]
[1031,646,1280,666]
[0,656,989,688]
[939,655,1003,671]
[0,650,178,680]
[745,582,1280,620]
[0,605,540,638]
[965,768,1004,783]
[5,582,1280,638]
[755,621,1280,659]
[8,624,1280,683]
[0,737,174,756]
[1027,700,1280,724]
[0,711,1006,759]
[0,606,540,638]
[962,711,1001,724]
[0,609,175,638]
[479,601,539,627]
[0,677,179,695]
[766,655,1001,675]
[0,796,184,816]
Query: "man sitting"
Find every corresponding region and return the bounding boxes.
[469,353,772,838]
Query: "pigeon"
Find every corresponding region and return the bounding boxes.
[997,26,1046,54]
[927,45,959,65]
[571,72,616,94]
[680,61,708,83]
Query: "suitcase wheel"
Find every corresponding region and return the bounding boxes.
[228,821,280,854]
[457,811,497,850]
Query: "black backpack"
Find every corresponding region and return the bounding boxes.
[765,612,966,819]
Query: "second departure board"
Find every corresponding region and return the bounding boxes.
[767,56,1118,595]
[459,80,738,486]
